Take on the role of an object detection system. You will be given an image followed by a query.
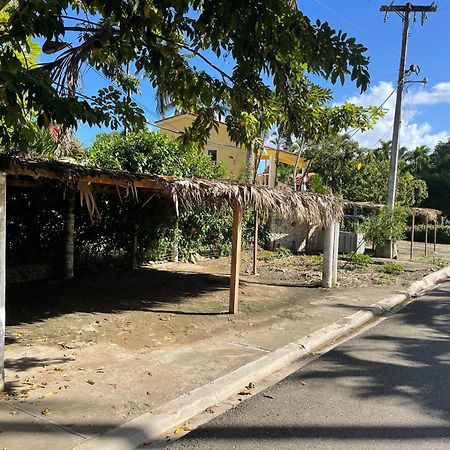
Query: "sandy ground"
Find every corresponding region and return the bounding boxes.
[0,242,448,448]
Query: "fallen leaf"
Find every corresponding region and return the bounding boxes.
[10,410,18,416]
[182,423,191,432]
[238,390,252,396]
[246,382,255,389]
[174,427,182,434]
[41,408,51,416]
[86,380,95,385]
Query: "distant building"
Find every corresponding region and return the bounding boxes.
[156,112,307,184]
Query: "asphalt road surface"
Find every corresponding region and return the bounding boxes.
[169,283,450,449]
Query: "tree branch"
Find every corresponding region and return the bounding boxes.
[149,32,233,85]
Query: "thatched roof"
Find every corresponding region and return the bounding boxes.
[0,154,343,228]
[346,200,441,221]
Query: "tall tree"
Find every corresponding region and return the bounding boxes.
[421,139,450,215]
[1,0,377,149]
[304,134,427,207]
[404,145,430,175]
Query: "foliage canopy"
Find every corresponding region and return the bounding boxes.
[0,0,378,148]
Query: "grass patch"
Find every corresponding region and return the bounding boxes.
[383,262,404,274]
[259,246,292,261]
[304,254,323,264]
[419,255,450,268]
[373,274,392,285]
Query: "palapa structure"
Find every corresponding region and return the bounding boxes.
[0,154,344,390]
[345,200,442,258]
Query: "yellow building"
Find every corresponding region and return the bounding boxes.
[156,112,308,184]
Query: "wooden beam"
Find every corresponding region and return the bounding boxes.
[425,216,429,256]
[64,189,75,279]
[229,199,243,314]
[6,178,46,189]
[410,214,415,260]
[3,161,165,192]
[0,172,6,391]
[252,210,258,275]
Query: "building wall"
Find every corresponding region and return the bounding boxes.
[268,217,316,253]
[157,114,247,179]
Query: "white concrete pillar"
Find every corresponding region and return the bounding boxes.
[332,221,340,286]
[0,172,6,391]
[322,222,334,288]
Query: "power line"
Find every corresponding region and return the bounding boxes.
[312,0,399,56]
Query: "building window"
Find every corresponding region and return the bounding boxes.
[207,149,218,164]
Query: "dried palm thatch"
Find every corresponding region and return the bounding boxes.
[346,200,441,221]
[168,178,343,228]
[0,155,343,228]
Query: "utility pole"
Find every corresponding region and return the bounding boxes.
[381,2,437,209]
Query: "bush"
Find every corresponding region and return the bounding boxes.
[362,206,409,248]
[343,251,373,265]
[383,262,404,274]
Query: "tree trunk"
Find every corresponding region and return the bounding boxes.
[64,189,75,279]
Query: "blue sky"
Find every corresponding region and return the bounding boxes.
[76,0,450,150]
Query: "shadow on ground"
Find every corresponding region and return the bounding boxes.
[296,287,450,421]
[6,268,230,326]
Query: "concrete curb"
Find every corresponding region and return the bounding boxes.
[74,266,450,450]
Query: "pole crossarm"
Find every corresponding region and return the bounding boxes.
[380,3,437,13]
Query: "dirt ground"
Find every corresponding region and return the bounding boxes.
[4,242,446,364]
[1,241,449,447]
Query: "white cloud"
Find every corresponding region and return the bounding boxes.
[413,82,450,105]
[344,81,450,150]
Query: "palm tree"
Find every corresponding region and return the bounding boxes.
[404,145,430,175]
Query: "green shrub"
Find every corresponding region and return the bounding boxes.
[362,206,409,248]
[383,262,404,274]
[343,251,373,265]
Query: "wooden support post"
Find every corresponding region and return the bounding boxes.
[229,199,243,314]
[332,221,340,286]
[252,210,258,275]
[322,222,334,288]
[425,216,429,256]
[410,214,415,260]
[132,223,139,269]
[434,219,437,253]
[64,189,75,279]
[0,172,6,391]
[172,217,179,263]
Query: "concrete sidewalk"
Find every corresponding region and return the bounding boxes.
[1,262,448,449]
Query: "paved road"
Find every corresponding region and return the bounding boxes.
[169,283,450,449]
